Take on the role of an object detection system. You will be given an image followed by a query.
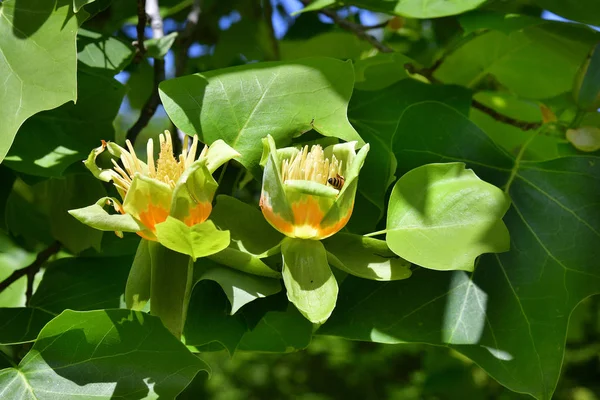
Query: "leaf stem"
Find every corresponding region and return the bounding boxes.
[363,229,388,237]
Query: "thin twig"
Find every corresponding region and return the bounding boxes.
[405,63,542,131]
[359,20,390,31]
[133,0,148,63]
[300,0,393,53]
[0,242,61,300]
[263,0,280,60]
[472,101,541,131]
[127,0,166,144]
[175,0,202,76]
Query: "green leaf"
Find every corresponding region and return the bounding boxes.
[77,28,134,75]
[280,32,371,61]
[0,309,208,399]
[323,232,412,281]
[199,265,281,314]
[211,195,284,257]
[281,238,338,324]
[73,0,95,12]
[145,31,178,60]
[159,57,363,177]
[125,239,152,310]
[148,242,194,339]
[3,71,126,177]
[324,99,600,399]
[0,308,54,344]
[435,23,599,99]
[532,0,600,26]
[573,42,600,111]
[183,279,248,354]
[0,0,78,163]
[237,303,313,353]
[347,79,472,231]
[30,256,132,313]
[68,197,144,233]
[353,52,413,91]
[353,0,486,18]
[155,217,230,260]
[386,163,511,272]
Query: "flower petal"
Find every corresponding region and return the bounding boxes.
[123,174,172,235]
[68,197,144,233]
[171,159,217,226]
[260,135,295,234]
[203,139,240,173]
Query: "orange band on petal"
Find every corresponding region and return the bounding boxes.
[138,203,170,233]
[183,202,212,226]
[316,202,354,239]
[291,196,325,228]
[260,196,294,235]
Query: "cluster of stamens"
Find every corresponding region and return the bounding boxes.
[281,144,342,187]
[110,132,207,194]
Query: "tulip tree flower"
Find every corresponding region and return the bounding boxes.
[259,134,370,323]
[69,131,240,337]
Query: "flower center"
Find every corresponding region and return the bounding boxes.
[109,131,206,196]
[281,144,342,187]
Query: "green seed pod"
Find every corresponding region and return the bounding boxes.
[573,42,600,111]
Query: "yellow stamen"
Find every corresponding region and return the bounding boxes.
[281,144,341,187]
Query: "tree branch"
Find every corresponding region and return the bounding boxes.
[133,0,147,63]
[0,242,61,300]
[300,0,393,53]
[175,0,202,77]
[405,63,542,131]
[126,0,166,144]
[264,0,280,60]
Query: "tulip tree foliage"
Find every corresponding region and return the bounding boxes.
[0,0,599,399]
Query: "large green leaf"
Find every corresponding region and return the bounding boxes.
[347,79,472,231]
[321,101,600,399]
[0,309,208,399]
[77,28,133,75]
[0,0,78,163]
[302,0,486,18]
[435,22,599,99]
[386,163,510,272]
[3,71,125,177]
[159,57,363,177]
[30,256,132,313]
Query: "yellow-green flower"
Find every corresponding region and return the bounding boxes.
[259,134,369,240]
[258,134,369,324]
[69,131,239,241]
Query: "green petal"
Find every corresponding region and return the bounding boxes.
[125,239,152,311]
[284,180,339,198]
[323,140,357,176]
[83,144,119,183]
[209,247,282,278]
[68,197,144,232]
[261,135,295,225]
[281,237,338,324]
[203,139,240,173]
[155,216,230,260]
[339,143,369,196]
[171,159,217,223]
[123,174,173,228]
[323,233,412,281]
